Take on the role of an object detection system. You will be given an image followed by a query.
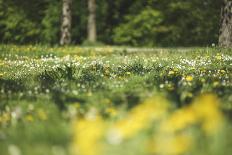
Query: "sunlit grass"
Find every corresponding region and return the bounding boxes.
[0,45,231,155]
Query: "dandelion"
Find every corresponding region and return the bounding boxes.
[37,109,47,121]
[25,114,34,122]
[105,107,118,117]
[168,70,175,75]
[71,116,105,155]
[220,69,226,73]
[150,134,192,155]
[160,107,197,133]
[191,94,223,135]
[109,97,169,140]
[185,75,193,82]
[215,54,222,60]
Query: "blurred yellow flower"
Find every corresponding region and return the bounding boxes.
[71,116,105,155]
[160,107,197,133]
[110,97,169,139]
[0,113,11,124]
[150,134,192,155]
[25,114,34,122]
[37,109,47,121]
[191,94,223,135]
[106,107,118,117]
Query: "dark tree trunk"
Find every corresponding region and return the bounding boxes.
[88,0,97,43]
[219,0,232,47]
[60,0,72,45]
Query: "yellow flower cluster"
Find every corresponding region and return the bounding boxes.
[71,94,224,155]
[71,116,106,155]
[110,97,169,139]
[149,94,223,155]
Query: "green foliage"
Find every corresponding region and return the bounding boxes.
[113,8,164,46]
[0,0,224,46]
[41,0,61,44]
[0,0,41,43]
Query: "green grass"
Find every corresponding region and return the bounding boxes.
[0,45,232,155]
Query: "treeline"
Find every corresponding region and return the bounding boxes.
[0,0,227,46]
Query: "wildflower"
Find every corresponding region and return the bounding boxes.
[220,69,226,74]
[173,68,179,72]
[213,81,219,87]
[160,107,197,133]
[25,114,34,122]
[8,144,21,155]
[168,70,175,75]
[215,54,222,60]
[185,75,193,82]
[167,83,175,91]
[159,84,164,89]
[191,94,223,135]
[109,97,169,140]
[150,134,192,155]
[37,109,47,121]
[71,116,105,155]
[105,107,118,117]
[0,112,11,124]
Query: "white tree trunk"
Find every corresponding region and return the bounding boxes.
[60,0,72,45]
[219,0,232,47]
[88,0,97,42]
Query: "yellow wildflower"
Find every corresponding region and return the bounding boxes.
[71,116,105,155]
[150,134,192,155]
[213,81,219,87]
[160,107,197,133]
[0,113,11,124]
[185,75,193,82]
[168,70,175,75]
[37,109,47,121]
[110,97,169,139]
[215,54,222,60]
[191,94,223,135]
[220,69,226,73]
[174,68,179,72]
[25,114,34,122]
[106,107,118,117]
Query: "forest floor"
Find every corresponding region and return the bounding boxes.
[0,45,232,155]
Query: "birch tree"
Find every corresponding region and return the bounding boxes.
[88,0,97,43]
[60,0,72,45]
[219,0,232,47]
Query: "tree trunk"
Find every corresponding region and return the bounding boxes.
[60,0,72,45]
[219,0,232,47]
[88,0,97,43]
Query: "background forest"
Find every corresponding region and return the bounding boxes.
[0,0,223,46]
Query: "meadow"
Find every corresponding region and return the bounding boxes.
[0,45,232,155]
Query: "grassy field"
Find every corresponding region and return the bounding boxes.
[0,45,232,155]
